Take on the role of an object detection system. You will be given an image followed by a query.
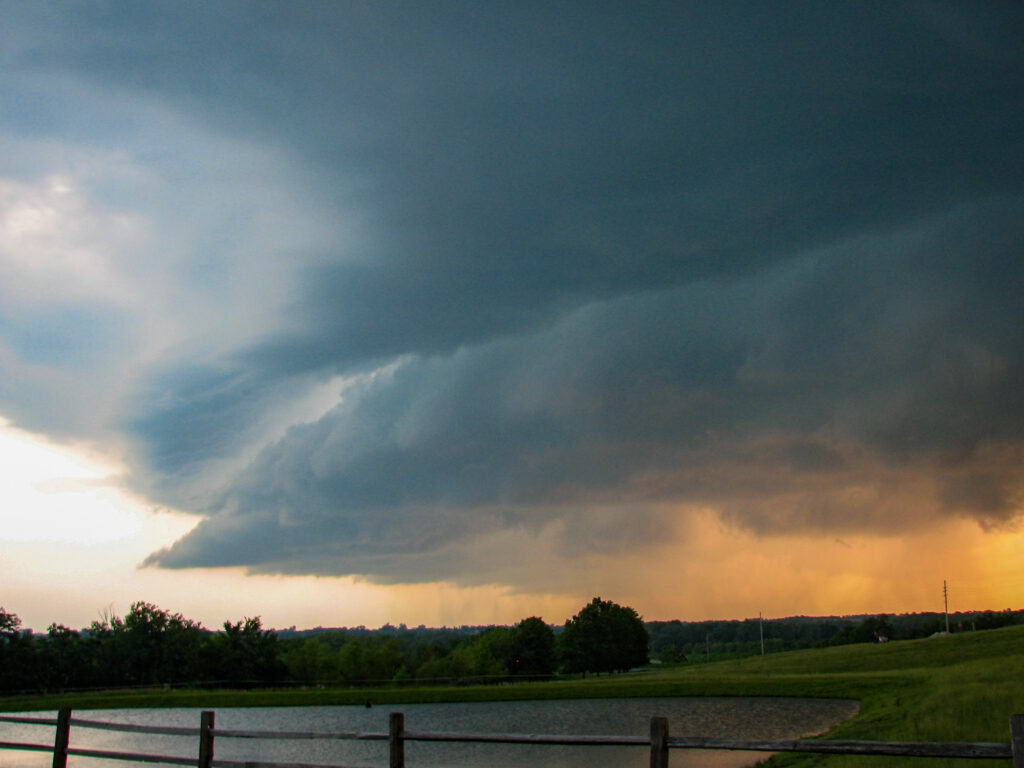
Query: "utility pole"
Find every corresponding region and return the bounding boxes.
[705,634,710,663]
[944,580,950,634]
[759,612,765,656]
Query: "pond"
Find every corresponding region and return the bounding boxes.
[1,696,858,768]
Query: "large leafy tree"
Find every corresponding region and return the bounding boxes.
[508,617,555,679]
[559,597,649,674]
[114,601,206,685]
[207,616,286,685]
[41,624,84,691]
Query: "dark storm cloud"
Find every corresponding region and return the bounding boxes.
[149,197,1024,577]
[3,3,1024,583]
[240,2,1024,379]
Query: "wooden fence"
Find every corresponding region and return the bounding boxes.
[2,708,1023,768]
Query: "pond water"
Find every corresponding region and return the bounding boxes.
[1,696,858,768]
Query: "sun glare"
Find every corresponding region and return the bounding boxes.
[0,418,144,544]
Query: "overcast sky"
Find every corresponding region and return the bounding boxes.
[2,2,1023,631]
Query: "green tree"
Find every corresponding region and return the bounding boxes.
[451,627,510,682]
[281,637,340,683]
[208,617,285,685]
[116,601,205,685]
[411,627,510,683]
[508,617,555,679]
[415,655,455,682]
[559,597,649,674]
[336,636,404,684]
[41,624,84,691]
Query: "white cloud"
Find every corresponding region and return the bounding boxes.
[0,172,145,305]
[0,69,356,454]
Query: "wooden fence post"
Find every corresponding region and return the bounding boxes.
[389,712,405,768]
[198,711,215,768]
[51,708,71,768]
[650,716,669,768]
[1010,714,1024,768]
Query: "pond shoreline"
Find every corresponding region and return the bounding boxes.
[1,697,861,768]
[0,669,887,713]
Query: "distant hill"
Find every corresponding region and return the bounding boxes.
[646,609,1024,661]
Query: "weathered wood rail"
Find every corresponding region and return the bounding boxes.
[1,709,1022,768]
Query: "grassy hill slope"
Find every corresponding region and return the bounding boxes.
[666,625,1024,767]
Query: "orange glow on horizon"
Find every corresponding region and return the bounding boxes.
[625,509,1024,623]
[2,418,1022,632]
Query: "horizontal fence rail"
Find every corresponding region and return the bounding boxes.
[666,736,1014,759]
[72,718,200,737]
[1,709,1022,768]
[210,728,386,741]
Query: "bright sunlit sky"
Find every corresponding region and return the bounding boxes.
[2,3,1023,633]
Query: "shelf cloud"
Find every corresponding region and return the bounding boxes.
[2,2,1022,593]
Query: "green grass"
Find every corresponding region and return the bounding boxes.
[682,627,1024,768]
[3,626,1023,767]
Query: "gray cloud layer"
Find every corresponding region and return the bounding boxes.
[146,198,1024,581]
[2,3,1023,586]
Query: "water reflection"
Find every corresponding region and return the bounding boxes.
[0,696,858,768]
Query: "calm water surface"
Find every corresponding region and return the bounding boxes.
[1,697,858,768]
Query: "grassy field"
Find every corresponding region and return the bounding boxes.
[679,626,1024,767]
[3,625,1023,766]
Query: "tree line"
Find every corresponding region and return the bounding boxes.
[4,599,1019,694]
[0,597,648,695]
